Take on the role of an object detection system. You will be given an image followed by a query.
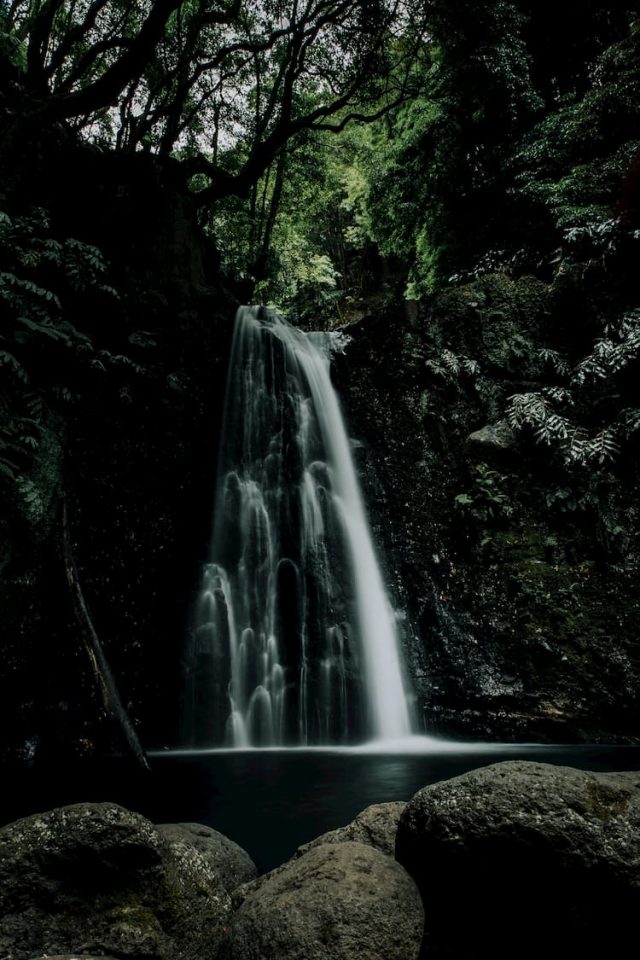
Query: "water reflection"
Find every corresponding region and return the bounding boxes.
[3,744,639,871]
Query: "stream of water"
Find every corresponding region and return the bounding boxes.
[185,306,412,747]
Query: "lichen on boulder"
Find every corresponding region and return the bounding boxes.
[223,840,424,960]
[295,801,406,858]
[157,821,257,894]
[396,760,640,959]
[0,802,232,960]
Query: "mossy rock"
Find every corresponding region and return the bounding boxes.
[397,762,640,959]
[429,272,550,373]
[0,802,232,960]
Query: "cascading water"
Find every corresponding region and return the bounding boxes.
[186,305,412,747]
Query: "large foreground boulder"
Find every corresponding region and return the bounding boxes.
[0,802,232,960]
[157,822,257,893]
[396,761,640,959]
[296,801,406,858]
[223,840,423,960]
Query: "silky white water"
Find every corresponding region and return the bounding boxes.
[186,306,412,746]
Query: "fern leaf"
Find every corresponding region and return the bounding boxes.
[15,316,68,341]
[0,351,29,383]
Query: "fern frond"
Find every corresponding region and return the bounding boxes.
[619,408,640,437]
[0,459,16,480]
[543,385,573,405]
[15,315,68,341]
[538,348,570,376]
[0,273,61,308]
[426,349,479,381]
[0,351,29,383]
[97,351,146,376]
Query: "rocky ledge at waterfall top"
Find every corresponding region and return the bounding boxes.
[2,761,639,960]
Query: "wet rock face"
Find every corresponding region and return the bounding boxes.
[396,761,640,959]
[336,289,640,743]
[223,840,424,960]
[0,802,232,960]
[295,801,406,858]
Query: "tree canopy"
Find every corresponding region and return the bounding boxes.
[1,1,638,302]
[2,1,427,204]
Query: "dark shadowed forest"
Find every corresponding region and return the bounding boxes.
[3,5,640,960]
[3,0,640,754]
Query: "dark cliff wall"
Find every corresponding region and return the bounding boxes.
[0,133,236,761]
[335,271,640,743]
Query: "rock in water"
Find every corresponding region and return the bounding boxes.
[296,801,406,858]
[157,821,257,893]
[0,802,232,960]
[223,840,423,960]
[396,761,640,959]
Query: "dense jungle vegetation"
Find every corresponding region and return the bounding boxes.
[1,0,640,756]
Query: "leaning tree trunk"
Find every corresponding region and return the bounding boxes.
[61,500,150,772]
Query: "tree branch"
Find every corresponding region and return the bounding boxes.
[44,0,113,79]
[26,0,63,86]
[55,37,134,94]
[28,0,183,124]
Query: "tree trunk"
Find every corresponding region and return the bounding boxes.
[61,500,151,772]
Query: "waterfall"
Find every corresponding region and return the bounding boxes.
[187,306,412,747]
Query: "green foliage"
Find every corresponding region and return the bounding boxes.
[0,207,122,514]
[309,3,639,296]
[229,3,637,303]
[510,24,640,247]
[3,2,637,312]
[0,7,25,70]
[455,465,514,522]
[353,0,547,294]
[508,392,621,464]
[426,349,480,381]
[3,0,430,216]
[506,307,640,466]
[214,123,387,318]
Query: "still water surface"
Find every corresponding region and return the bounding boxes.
[4,740,640,870]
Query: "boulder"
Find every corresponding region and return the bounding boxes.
[296,801,405,858]
[396,761,640,959]
[223,840,423,960]
[0,802,231,960]
[157,822,257,894]
[466,419,516,460]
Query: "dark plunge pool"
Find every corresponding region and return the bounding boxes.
[4,739,640,871]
